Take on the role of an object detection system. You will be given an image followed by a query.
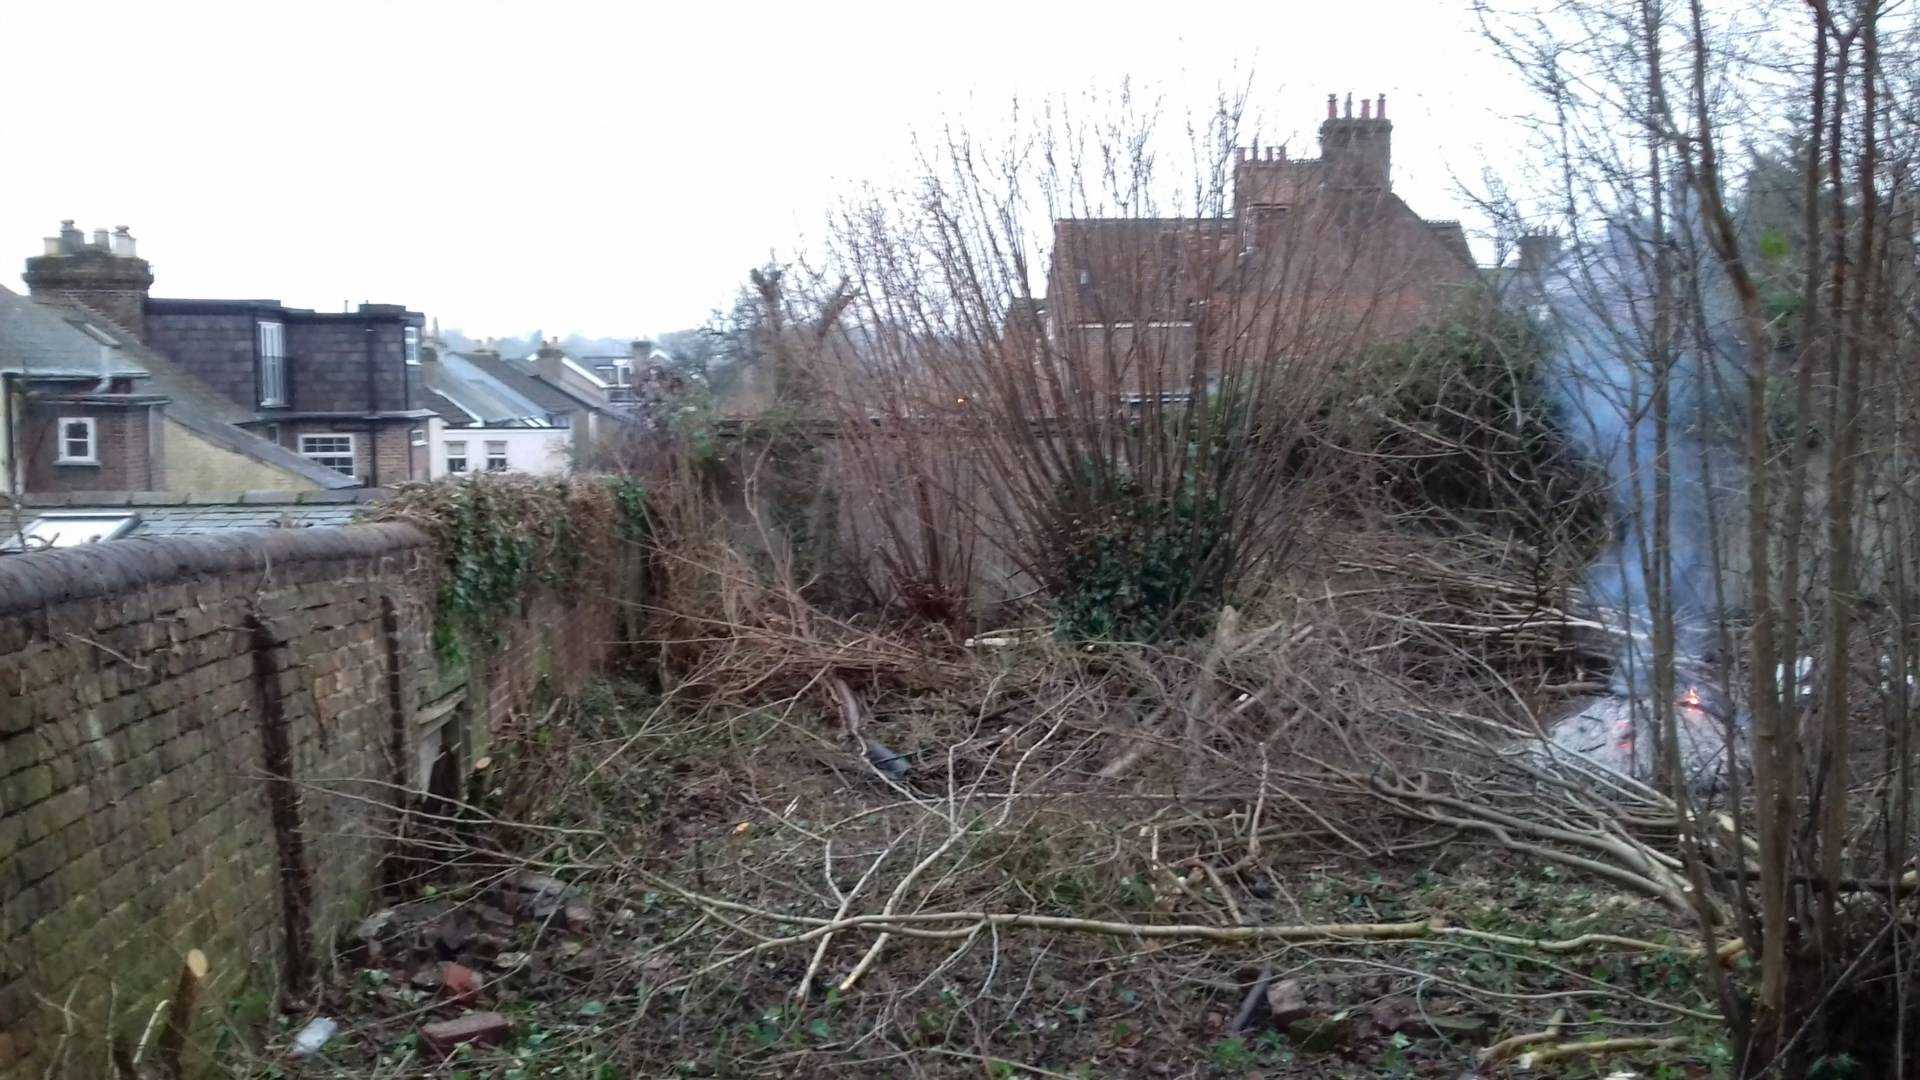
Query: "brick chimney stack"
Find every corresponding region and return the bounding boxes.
[1319,92,1393,190]
[1516,228,1564,273]
[535,338,568,384]
[23,220,155,341]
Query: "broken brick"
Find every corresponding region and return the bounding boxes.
[421,1011,511,1055]
[439,961,481,1004]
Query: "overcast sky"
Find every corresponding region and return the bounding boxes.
[1,1,1529,341]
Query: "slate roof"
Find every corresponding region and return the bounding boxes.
[432,352,559,424]
[1,286,358,490]
[7,489,386,544]
[453,350,584,418]
[419,386,481,425]
[0,285,147,378]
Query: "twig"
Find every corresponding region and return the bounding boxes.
[1517,1035,1687,1068]
[1478,1007,1567,1064]
[1231,963,1274,1034]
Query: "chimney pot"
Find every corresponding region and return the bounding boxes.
[1361,100,1371,120]
[42,238,59,256]
[1327,93,1337,119]
[91,228,109,249]
[1377,93,1387,119]
[1344,92,1353,118]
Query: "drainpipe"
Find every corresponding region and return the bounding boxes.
[1,372,18,497]
[364,326,380,488]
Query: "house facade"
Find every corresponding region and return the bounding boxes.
[1,281,355,500]
[21,221,436,486]
[1036,93,1479,399]
[414,337,623,478]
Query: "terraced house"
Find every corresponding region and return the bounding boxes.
[0,279,356,501]
[1032,93,1479,400]
[19,221,436,486]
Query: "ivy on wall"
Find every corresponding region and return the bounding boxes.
[374,475,652,661]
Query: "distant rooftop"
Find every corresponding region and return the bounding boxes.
[2,489,388,551]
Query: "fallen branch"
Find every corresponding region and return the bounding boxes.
[1478,1007,1567,1064]
[1516,1035,1687,1069]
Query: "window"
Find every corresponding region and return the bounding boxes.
[409,427,427,447]
[445,440,468,474]
[404,326,421,366]
[264,423,282,444]
[485,441,509,472]
[258,320,287,406]
[56,417,97,464]
[298,433,356,476]
[1,512,137,552]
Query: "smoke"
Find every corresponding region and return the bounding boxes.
[1534,220,1732,694]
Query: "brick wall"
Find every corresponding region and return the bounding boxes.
[17,403,156,493]
[371,422,421,485]
[0,521,638,1077]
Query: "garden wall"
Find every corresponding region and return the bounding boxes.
[0,518,638,1077]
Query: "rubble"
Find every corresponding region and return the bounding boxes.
[420,1011,512,1055]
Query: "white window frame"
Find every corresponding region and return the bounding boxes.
[56,416,98,464]
[5,511,137,551]
[484,440,509,472]
[409,427,427,447]
[404,326,421,366]
[445,440,468,474]
[298,433,356,477]
[258,320,288,407]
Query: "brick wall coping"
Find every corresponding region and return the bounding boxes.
[0,523,429,617]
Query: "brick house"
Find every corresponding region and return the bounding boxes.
[1035,93,1479,398]
[1,282,354,500]
[22,222,436,486]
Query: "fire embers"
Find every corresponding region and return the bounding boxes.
[1542,683,1742,792]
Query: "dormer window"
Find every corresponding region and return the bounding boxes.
[56,417,98,464]
[258,320,287,407]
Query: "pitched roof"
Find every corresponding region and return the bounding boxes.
[431,351,559,424]
[0,285,147,378]
[419,386,481,426]
[1,286,357,489]
[454,350,587,417]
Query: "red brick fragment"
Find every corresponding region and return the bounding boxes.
[421,1011,511,1055]
[439,961,481,1004]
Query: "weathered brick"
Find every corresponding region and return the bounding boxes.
[0,519,631,1080]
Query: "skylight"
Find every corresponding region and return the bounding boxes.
[2,512,140,552]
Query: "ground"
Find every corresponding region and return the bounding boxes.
[216,678,1732,1079]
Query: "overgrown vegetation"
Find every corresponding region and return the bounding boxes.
[1354,307,1608,557]
[376,475,651,661]
[223,508,1723,1077]
[1048,461,1229,641]
[206,18,1920,1074]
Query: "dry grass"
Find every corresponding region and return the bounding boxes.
[213,514,1734,1078]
